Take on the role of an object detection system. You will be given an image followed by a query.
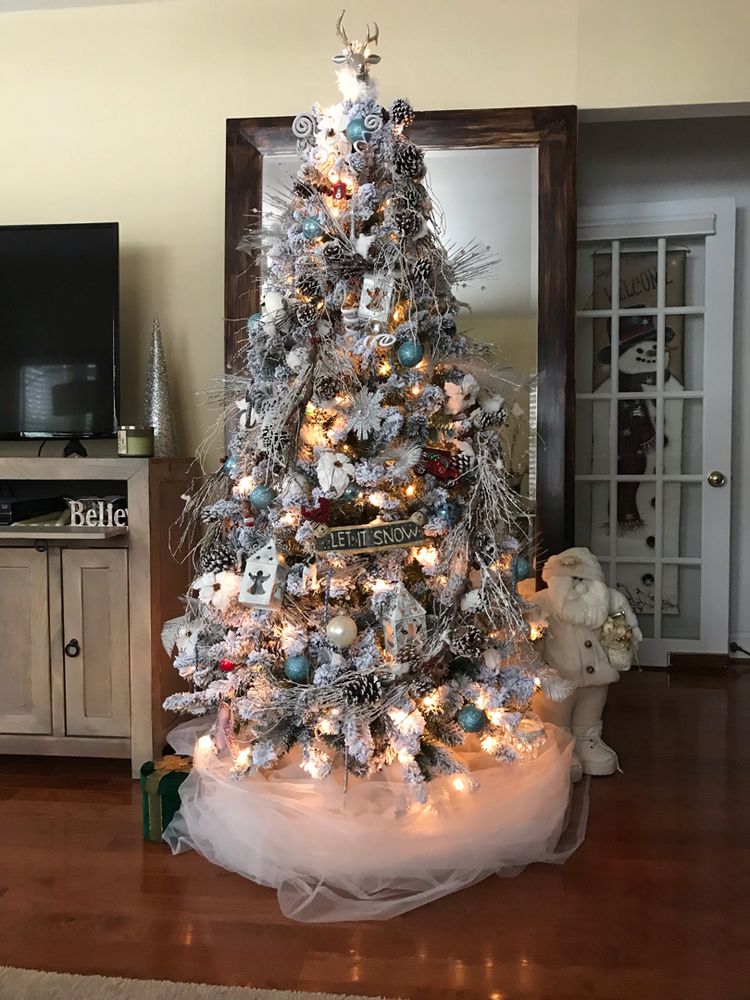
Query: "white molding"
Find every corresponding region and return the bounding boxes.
[579,214,716,242]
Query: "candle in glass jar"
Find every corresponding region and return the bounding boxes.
[117,426,154,457]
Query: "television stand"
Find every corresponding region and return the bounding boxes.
[63,438,88,458]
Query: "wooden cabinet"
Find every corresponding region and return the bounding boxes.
[0,548,51,735]
[0,458,192,774]
[62,549,130,738]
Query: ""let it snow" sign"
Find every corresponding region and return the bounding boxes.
[315,511,426,554]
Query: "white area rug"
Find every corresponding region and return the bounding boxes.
[0,967,388,1000]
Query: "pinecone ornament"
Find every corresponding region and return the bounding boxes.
[314,373,344,400]
[339,253,368,280]
[343,673,383,705]
[393,142,425,178]
[450,449,477,476]
[411,256,432,282]
[395,209,423,238]
[323,240,345,262]
[201,542,236,573]
[451,623,486,658]
[390,98,415,128]
[473,405,508,430]
[296,303,319,327]
[297,275,322,300]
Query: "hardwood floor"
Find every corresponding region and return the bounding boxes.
[1,670,748,1000]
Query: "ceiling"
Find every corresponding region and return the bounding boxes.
[0,0,167,11]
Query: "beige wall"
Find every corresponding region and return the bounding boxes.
[0,0,748,454]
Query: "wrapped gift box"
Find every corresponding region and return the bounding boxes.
[140,754,192,843]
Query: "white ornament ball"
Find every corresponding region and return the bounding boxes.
[326,614,358,648]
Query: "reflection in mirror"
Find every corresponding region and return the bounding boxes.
[262,144,539,502]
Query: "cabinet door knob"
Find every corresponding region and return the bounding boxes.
[706,470,727,488]
[64,638,81,657]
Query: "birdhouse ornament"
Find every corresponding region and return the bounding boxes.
[380,583,426,658]
[239,537,287,610]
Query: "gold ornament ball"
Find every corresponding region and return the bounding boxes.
[326,614,358,648]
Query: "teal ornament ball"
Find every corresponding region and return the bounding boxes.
[248,484,277,510]
[340,483,361,502]
[223,456,237,476]
[514,556,532,581]
[457,704,487,733]
[246,311,262,334]
[397,340,424,368]
[346,117,367,142]
[284,654,310,683]
[301,217,323,240]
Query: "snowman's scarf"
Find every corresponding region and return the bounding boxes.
[615,371,671,532]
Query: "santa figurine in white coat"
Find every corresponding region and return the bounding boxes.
[531,547,641,779]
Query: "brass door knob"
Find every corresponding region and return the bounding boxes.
[707,470,727,488]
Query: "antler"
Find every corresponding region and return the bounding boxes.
[366,22,379,48]
[336,9,350,49]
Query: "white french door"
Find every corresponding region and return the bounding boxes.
[575,199,735,667]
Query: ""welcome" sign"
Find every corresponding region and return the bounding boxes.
[315,511,426,554]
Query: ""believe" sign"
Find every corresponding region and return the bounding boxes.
[315,511,426,554]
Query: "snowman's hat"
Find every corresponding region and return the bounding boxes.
[598,307,675,364]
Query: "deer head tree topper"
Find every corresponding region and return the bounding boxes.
[331,9,381,99]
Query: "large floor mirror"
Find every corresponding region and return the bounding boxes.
[225,108,576,561]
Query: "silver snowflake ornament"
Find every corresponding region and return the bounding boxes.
[343,386,386,440]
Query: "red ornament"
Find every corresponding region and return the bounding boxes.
[331,180,348,201]
[414,446,459,483]
[218,659,235,672]
[301,497,333,524]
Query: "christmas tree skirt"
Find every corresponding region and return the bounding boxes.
[163,723,584,922]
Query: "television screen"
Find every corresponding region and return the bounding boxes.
[0,222,119,439]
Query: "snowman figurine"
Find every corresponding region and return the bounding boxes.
[591,310,684,616]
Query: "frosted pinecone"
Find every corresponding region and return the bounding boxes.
[296,303,318,327]
[411,256,432,282]
[451,623,486,658]
[395,209,423,238]
[343,673,383,705]
[393,142,424,178]
[201,542,236,573]
[297,275,322,300]
[314,373,344,401]
[390,97,415,128]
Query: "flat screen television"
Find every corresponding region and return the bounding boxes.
[0,222,119,440]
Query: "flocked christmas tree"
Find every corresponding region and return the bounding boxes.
[164,13,562,797]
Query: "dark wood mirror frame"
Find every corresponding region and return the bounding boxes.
[224,106,577,560]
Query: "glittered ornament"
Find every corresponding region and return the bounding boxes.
[457,704,487,733]
[343,673,382,705]
[246,311,262,334]
[397,340,424,368]
[218,659,236,673]
[340,483,361,502]
[284,654,311,683]
[393,142,424,178]
[201,542,236,573]
[346,117,367,142]
[223,456,237,477]
[143,317,179,457]
[390,97,415,128]
[326,614,358,648]
[394,209,423,238]
[302,217,323,239]
[248,484,277,510]
[514,556,532,581]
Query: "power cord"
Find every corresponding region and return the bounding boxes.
[37,439,48,456]
[729,642,750,657]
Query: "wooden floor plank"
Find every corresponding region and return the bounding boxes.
[0,670,748,1000]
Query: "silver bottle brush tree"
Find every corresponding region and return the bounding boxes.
[143,316,178,457]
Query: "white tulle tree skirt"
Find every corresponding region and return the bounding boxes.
[164,721,585,922]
